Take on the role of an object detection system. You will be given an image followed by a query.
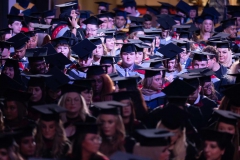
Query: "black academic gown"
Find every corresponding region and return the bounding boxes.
[214,64,228,79]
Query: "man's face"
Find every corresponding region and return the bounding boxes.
[14,46,26,60]
[9,21,22,34]
[44,15,55,25]
[143,21,152,29]
[161,30,169,39]
[121,52,136,67]
[224,25,237,38]
[78,57,93,67]
[30,61,46,74]
[98,6,107,14]
[189,10,197,19]
[86,24,98,38]
[99,17,109,29]
[115,16,126,28]
[192,60,208,69]
[188,87,200,104]
[160,8,169,15]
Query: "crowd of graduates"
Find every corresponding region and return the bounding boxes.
[1,0,240,159]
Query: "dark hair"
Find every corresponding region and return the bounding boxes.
[202,46,219,62]
[143,14,152,21]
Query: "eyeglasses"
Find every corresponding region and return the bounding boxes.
[86,28,97,32]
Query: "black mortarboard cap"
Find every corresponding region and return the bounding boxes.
[45,67,70,91]
[4,88,31,102]
[7,15,24,22]
[115,32,127,40]
[82,16,103,25]
[159,2,173,10]
[88,37,102,45]
[42,43,58,55]
[145,5,159,15]
[86,65,108,76]
[215,41,230,48]
[96,12,109,19]
[100,55,115,64]
[25,16,40,23]
[108,91,135,101]
[0,74,25,95]
[2,59,19,69]
[129,16,144,25]
[30,12,42,18]
[13,125,36,141]
[135,43,151,52]
[50,18,61,25]
[213,109,240,125]
[202,7,221,17]
[229,11,240,18]
[122,0,136,7]
[156,15,176,30]
[25,47,48,63]
[174,40,190,50]
[0,28,12,37]
[115,10,129,19]
[136,129,173,146]
[32,104,67,121]
[158,43,184,60]
[45,53,72,70]
[25,74,51,88]
[93,100,126,115]
[128,25,144,34]
[160,104,190,129]
[0,41,13,50]
[110,152,151,160]
[24,30,37,38]
[75,123,100,134]
[138,36,155,44]
[112,76,140,89]
[144,29,162,36]
[179,31,192,39]
[120,43,136,53]
[56,2,77,14]
[191,50,214,61]
[42,9,56,18]
[178,73,201,89]
[33,24,51,34]
[176,0,191,14]
[7,33,29,49]
[201,14,215,21]
[221,18,236,30]
[95,1,111,9]
[195,16,203,24]
[162,79,196,98]
[0,133,15,148]
[71,39,96,60]
[222,83,240,106]
[73,79,94,90]
[144,58,167,68]
[139,67,166,78]
[201,129,233,144]
[80,10,93,19]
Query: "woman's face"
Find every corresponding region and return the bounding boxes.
[70,10,77,19]
[93,44,104,58]
[167,59,176,72]
[135,52,143,64]
[56,44,70,58]
[105,38,115,50]
[99,114,117,137]
[155,36,160,47]
[151,75,163,91]
[217,122,235,135]
[3,66,14,79]
[217,48,229,64]
[4,101,18,120]
[203,82,212,96]
[64,92,82,115]
[48,89,61,100]
[91,75,103,94]
[27,35,38,49]
[159,147,170,160]
[19,136,36,157]
[28,86,42,102]
[203,141,224,160]
[41,120,56,140]
[0,148,9,160]
[120,99,132,118]
[81,89,93,107]
[82,133,102,154]
[189,9,197,19]
[203,20,213,32]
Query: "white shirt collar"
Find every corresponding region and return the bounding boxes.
[194,94,201,104]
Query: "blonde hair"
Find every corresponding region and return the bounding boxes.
[156,121,187,160]
[97,114,125,157]
[226,61,240,82]
[58,93,90,123]
[35,119,71,158]
[199,19,214,40]
[103,38,116,56]
[219,49,232,68]
[142,73,165,90]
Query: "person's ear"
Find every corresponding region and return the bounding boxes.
[8,24,12,28]
[198,86,202,93]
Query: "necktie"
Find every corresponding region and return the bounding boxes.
[125,68,129,77]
